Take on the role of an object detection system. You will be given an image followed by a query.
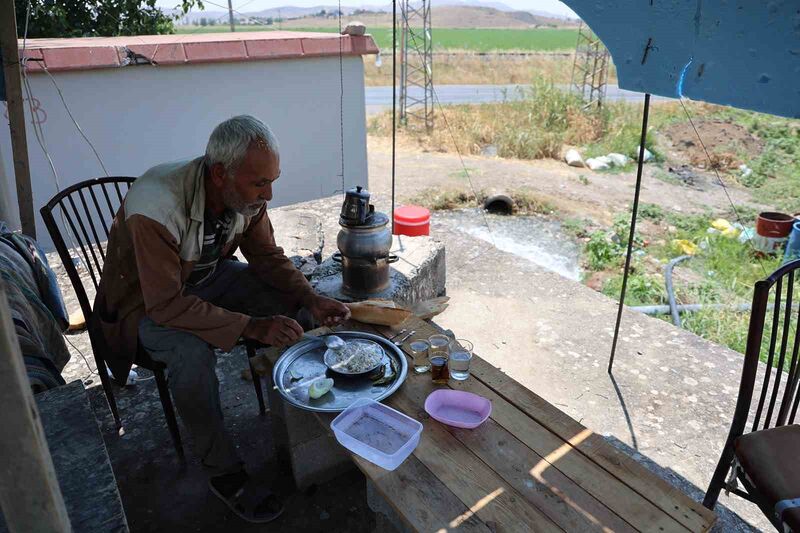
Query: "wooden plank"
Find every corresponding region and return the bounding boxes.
[386,363,635,532]
[344,322,564,532]
[0,288,70,532]
[389,317,715,532]
[353,453,492,533]
[0,0,36,237]
[450,377,690,533]
[388,394,565,533]
[364,321,670,532]
[308,407,493,533]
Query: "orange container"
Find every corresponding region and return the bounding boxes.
[393,205,430,236]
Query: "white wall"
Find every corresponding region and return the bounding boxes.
[0,55,369,248]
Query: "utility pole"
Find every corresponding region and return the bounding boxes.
[227,0,236,31]
[0,0,36,237]
[570,21,610,109]
[399,0,433,131]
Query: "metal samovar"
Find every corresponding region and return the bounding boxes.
[335,186,395,296]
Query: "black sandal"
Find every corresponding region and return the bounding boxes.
[209,476,284,524]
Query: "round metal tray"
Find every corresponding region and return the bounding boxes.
[272,331,408,413]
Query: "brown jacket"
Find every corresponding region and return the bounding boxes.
[92,157,315,381]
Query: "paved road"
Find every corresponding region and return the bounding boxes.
[365,84,673,115]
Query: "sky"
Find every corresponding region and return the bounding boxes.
[156,0,577,18]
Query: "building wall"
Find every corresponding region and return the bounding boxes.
[0,55,369,247]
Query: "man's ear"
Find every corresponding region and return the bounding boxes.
[209,162,228,186]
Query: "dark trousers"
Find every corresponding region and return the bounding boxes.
[139,260,303,475]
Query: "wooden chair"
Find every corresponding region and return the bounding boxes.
[40,177,266,460]
[703,259,800,531]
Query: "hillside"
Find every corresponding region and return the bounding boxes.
[277,6,577,29]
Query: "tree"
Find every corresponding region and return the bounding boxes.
[16,0,204,38]
[199,17,208,26]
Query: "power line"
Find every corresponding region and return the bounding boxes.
[678,98,769,277]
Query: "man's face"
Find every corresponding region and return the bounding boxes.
[221,142,280,216]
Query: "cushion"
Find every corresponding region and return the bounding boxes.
[735,424,800,530]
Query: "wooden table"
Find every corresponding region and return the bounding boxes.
[261,316,717,532]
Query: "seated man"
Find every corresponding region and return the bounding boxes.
[93,115,349,523]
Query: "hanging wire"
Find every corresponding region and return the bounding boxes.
[42,68,110,176]
[678,98,769,277]
[399,24,499,274]
[337,0,346,197]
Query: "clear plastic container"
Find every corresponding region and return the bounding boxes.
[330,398,422,471]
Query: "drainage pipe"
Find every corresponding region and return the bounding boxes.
[632,303,753,316]
[483,193,514,215]
[664,255,692,327]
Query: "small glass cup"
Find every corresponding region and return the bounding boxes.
[429,351,449,384]
[409,340,431,374]
[448,339,473,381]
[428,334,450,353]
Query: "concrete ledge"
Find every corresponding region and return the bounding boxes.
[312,235,446,308]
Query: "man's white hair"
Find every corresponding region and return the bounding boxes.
[205,115,279,174]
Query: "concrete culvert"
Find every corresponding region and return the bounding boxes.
[483,194,514,215]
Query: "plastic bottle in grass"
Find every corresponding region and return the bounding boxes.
[309,378,334,399]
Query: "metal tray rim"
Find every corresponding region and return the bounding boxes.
[272,330,408,413]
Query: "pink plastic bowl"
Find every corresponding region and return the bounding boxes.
[424,389,492,429]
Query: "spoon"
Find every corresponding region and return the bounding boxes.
[302,332,346,351]
[394,330,416,347]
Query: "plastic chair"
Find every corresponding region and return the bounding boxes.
[703,259,800,531]
[40,177,266,460]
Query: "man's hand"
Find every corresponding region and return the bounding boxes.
[243,316,303,347]
[305,295,351,327]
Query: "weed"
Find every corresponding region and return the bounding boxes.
[585,231,622,270]
[511,189,556,215]
[411,188,480,210]
[602,266,667,306]
[562,217,591,238]
[638,203,665,222]
[578,175,590,185]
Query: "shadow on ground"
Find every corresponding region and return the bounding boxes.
[604,436,759,532]
[85,346,373,532]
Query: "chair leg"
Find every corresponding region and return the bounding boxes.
[154,368,185,462]
[247,342,266,415]
[703,448,735,509]
[95,356,122,430]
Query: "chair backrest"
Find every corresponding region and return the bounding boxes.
[731,259,800,439]
[39,177,136,323]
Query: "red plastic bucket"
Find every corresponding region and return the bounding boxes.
[393,205,430,236]
[754,212,794,254]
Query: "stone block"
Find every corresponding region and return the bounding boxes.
[289,433,354,490]
[366,479,410,533]
[311,235,446,308]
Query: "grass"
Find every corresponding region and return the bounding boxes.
[370,80,607,160]
[178,25,579,52]
[364,53,578,86]
[702,107,800,211]
[587,207,790,365]
[369,85,690,162]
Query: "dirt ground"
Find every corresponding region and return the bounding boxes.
[364,136,762,226]
[660,119,764,171]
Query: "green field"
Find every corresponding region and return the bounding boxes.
[177,25,579,52]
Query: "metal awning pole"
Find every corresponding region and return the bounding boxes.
[608,92,651,374]
[391,0,397,234]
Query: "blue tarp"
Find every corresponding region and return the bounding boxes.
[565,0,800,118]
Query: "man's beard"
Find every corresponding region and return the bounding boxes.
[222,181,264,217]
